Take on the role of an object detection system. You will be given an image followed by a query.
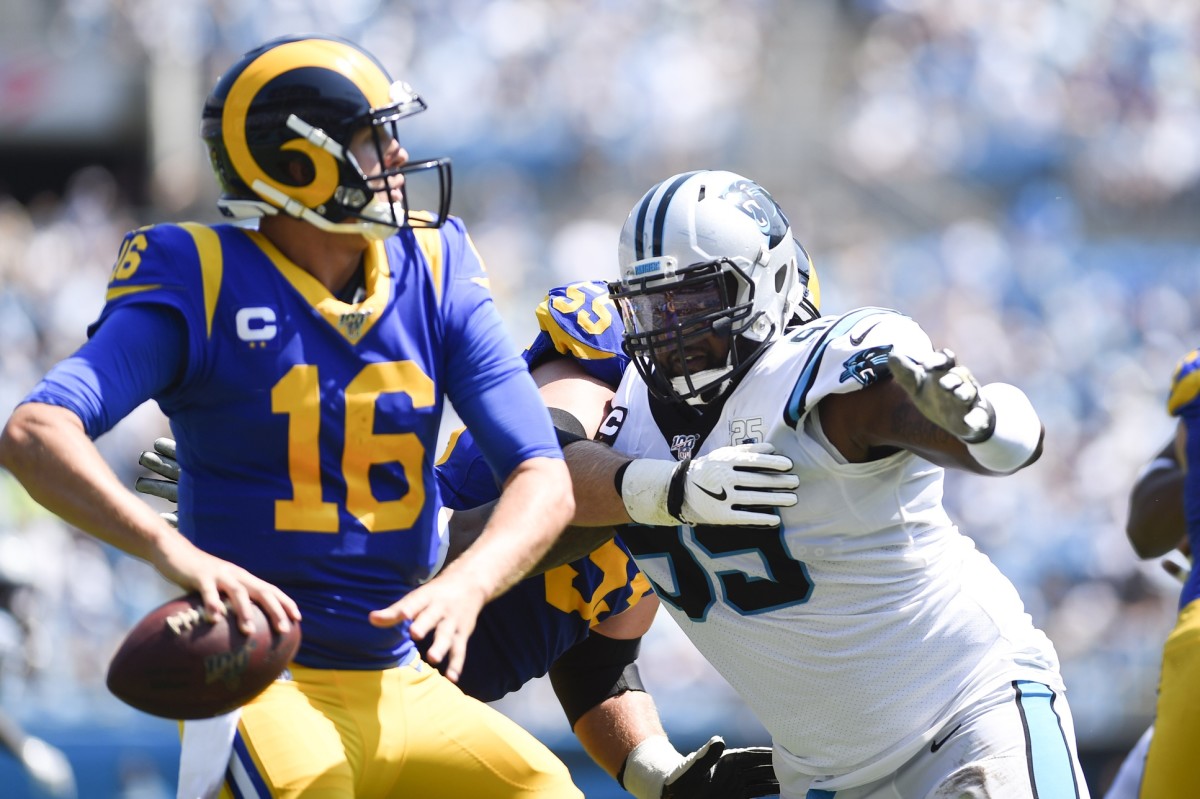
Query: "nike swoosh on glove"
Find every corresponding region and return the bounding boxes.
[621,443,799,528]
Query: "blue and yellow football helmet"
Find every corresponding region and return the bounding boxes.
[201,35,452,238]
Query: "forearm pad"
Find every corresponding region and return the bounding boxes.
[549,632,645,728]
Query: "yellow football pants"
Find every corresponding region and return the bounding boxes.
[1140,597,1200,799]
[218,658,581,798]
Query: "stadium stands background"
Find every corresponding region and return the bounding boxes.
[2,0,1198,795]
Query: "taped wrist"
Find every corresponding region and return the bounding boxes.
[965,383,1042,473]
[549,633,645,728]
[548,407,588,449]
[665,458,691,522]
[619,459,682,526]
[619,736,685,799]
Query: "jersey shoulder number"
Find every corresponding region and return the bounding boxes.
[527,281,629,387]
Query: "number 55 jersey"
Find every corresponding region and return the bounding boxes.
[598,307,1065,789]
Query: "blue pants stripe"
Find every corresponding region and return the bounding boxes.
[226,731,270,799]
[1014,680,1080,799]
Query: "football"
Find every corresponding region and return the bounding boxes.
[106,593,301,719]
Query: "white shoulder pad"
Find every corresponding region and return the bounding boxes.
[781,307,933,426]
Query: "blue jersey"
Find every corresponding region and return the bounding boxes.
[435,280,649,701]
[62,220,558,669]
[1169,347,1200,608]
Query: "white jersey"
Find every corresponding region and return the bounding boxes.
[601,307,1063,789]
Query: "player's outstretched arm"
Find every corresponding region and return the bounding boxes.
[564,438,800,529]
[0,403,299,636]
[885,348,1044,475]
[533,356,799,529]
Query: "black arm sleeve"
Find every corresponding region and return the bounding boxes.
[549,631,646,729]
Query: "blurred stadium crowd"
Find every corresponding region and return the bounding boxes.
[2,0,1200,794]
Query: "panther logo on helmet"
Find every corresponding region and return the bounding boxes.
[721,180,789,247]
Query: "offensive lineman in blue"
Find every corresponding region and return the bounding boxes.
[0,35,582,797]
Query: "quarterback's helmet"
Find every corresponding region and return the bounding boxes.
[610,170,817,406]
[201,35,451,239]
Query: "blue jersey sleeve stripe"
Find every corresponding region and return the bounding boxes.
[24,304,185,438]
[414,227,446,304]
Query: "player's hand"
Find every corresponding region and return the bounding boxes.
[677,443,799,527]
[622,443,798,528]
[662,736,778,799]
[1168,348,1200,419]
[135,437,180,528]
[369,570,484,683]
[151,531,300,638]
[1162,542,1193,585]
[20,736,76,799]
[888,349,995,442]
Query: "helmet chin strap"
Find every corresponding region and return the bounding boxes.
[251,180,398,240]
[671,364,734,406]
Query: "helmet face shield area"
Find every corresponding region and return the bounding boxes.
[345,114,452,231]
[615,170,810,405]
[611,259,754,405]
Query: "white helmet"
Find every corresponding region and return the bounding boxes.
[610,170,817,406]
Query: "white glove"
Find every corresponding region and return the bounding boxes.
[621,443,799,527]
[621,735,778,799]
[887,349,995,442]
[21,736,77,799]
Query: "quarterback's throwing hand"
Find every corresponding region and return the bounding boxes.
[662,736,778,799]
[888,349,995,442]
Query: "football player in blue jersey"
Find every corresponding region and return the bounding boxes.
[1102,432,1188,799]
[1132,349,1200,799]
[0,34,590,798]
[136,278,795,799]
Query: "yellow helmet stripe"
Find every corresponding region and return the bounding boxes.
[805,253,821,310]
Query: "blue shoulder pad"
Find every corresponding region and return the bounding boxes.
[87,223,215,339]
[526,281,629,388]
